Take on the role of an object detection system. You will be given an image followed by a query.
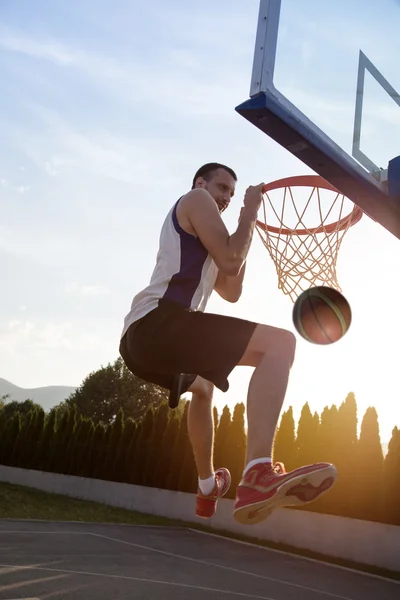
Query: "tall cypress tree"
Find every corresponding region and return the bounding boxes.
[155,412,180,489]
[273,406,296,471]
[10,410,30,467]
[214,405,231,471]
[104,408,125,481]
[131,407,155,486]
[144,402,170,488]
[124,421,141,484]
[59,405,78,474]
[113,417,136,483]
[49,407,70,473]
[78,418,95,477]
[354,407,384,522]
[25,407,45,470]
[177,402,197,493]
[382,426,400,525]
[87,422,107,479]
[313,404,339,514]
[96,423,112,480]
[35,410,58,472]
[67,416,94,476]
[166,405,189,491]
[333,393,359,517]
[296,402,319,468]
[3,413,22,466]
[225,403,246,499]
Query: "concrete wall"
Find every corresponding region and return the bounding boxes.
[1,465,399,573]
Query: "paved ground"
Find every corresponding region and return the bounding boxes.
[0,519,398,600]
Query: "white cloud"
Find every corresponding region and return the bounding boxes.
[0,28,248,120]
[0,178,30,193]
[66,282,111,296]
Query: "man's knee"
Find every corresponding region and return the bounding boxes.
[188,376,214,401]
[275,329,297,366]
[239,324,296,368]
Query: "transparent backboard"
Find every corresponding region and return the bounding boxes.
[236,0,400,239]
[273,0,399,177]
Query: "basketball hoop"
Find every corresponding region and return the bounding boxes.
[256,175,363,302]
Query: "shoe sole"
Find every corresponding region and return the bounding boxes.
[233,464,337,525]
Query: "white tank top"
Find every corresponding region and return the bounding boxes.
[121,198,218,338]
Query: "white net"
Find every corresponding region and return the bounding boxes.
[256,176,363,302]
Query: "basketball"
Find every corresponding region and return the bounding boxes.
[292,286,352,344]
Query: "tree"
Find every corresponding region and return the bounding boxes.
[1,413,21,465]
[131,407,156,486]
[312,404,339,514]
[35,410,58,471]
[48,407,72,473]
[273,406,296,471]
[86,422,107,479]
[334,393,358,517]
[77,418,95,477]
[154,412,181,489]
[1,399,42,421]
[66,357,169,425]
[67,415,95,476]
[295,402,319,468]
[214,405,231,471]
[24,407,45,470]
[354,407,384,522]
[177,401,197,493]
[112,417,136,483]
[145,402,170,488]
[382,426,400,525]
[225,403,246,498]
[104,408,125,480]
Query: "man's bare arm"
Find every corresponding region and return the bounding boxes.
[214,262,247,302]
[181,185,263,276]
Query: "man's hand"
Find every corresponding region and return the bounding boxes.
[238,183,265,222]
[243,183,265,214]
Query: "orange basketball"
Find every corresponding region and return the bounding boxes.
[292,286,352,344]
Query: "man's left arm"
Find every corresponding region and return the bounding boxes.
[214,261,247,302]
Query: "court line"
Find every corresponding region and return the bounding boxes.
[0,564,277,599]
[188,528,400,586]
[0,529,356,599]
[89,531,355,600]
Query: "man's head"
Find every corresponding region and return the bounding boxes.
[192,163,237,212]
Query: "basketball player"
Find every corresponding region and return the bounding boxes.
[119,163,337,524]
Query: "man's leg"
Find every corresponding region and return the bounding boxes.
[237,325,296,463]
[233,323,337,524]
[186,377,215,480]
[186,376,231,519]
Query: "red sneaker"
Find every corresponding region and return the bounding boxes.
[195,468,231,519]
[234,461,337,525]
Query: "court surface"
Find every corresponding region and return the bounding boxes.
[0,519,398,599]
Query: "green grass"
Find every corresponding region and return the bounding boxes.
[0,482,182,526]
[0,482,399,582]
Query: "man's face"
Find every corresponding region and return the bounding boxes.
[196,168,236,213]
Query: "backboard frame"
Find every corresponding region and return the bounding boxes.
[236,0,400,240]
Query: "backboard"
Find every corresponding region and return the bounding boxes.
[236,0,400,239]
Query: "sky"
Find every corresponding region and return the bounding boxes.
[1,0,399,443]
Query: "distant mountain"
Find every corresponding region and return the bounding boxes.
[0,377,76,412]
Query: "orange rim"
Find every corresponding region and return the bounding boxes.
[257,175,363,236]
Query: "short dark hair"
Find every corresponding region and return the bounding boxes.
[191,162,237,189]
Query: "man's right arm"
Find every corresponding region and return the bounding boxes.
[181,186,263,276]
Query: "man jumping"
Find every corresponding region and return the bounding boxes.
[119,162,337,524]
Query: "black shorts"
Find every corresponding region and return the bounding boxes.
[119,298,258,394]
